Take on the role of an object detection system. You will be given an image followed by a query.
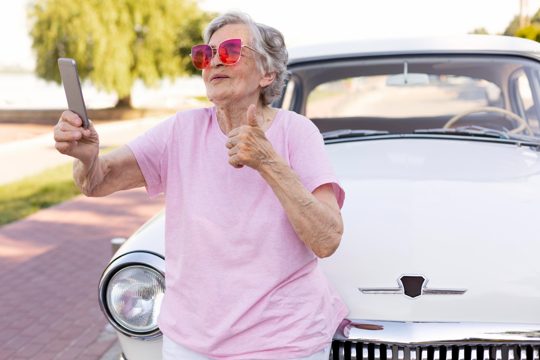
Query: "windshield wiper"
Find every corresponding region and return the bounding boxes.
[322,129,389,140]
[414,126,511,139]
[414,126,540,145]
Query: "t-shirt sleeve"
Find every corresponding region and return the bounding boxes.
[287,114,345,208]
[127,115,175,197]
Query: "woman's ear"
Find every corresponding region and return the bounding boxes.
[259,72,276,88]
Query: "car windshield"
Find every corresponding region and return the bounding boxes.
[285,56,540,140]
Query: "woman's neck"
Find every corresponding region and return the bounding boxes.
[216,102,267,134]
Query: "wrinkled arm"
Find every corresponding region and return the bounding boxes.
[258,157,343,258]
[74,145,146,197]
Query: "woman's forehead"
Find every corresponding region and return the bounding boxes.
[209,24,253,45]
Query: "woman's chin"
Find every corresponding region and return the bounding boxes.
[207,94,234,107]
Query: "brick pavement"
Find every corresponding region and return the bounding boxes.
[0,189,164,359]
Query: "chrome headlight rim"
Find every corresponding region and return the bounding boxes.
[99,251,165,341]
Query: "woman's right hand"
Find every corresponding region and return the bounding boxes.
[54,110,99,164]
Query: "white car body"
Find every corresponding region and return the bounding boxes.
[99,35,540,360]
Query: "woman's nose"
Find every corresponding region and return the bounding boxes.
[209,50,223,67]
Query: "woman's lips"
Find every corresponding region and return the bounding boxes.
[210,74,229,81]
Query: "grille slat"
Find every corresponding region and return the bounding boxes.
[330,342,540,360]
[351,345,357,360]
[522,347,528,360]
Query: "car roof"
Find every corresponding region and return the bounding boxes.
[287,35,540,65]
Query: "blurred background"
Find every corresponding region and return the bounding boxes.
[2,0,540,111]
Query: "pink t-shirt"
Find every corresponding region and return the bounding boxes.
[128,107,348,359]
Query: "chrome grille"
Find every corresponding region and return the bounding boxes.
[330,342,540,360]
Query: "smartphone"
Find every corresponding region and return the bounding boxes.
[58,58,89,129]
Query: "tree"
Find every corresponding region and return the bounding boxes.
[511,7,540,41]
[504,15,521,36]
[28,0,214,108]
[505,9,540,36]
[515,24,540,42]
[469,27,489,35]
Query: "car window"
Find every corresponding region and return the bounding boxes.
[306,74,501,118]
[281,79,296,111]
[293,56,540,137]
[512,69,540,132]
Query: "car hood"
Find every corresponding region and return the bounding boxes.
[118,137,540,324]
[320,137,540,324]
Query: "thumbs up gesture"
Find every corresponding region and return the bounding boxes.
[246,104,260,128]
[226,104,276,170]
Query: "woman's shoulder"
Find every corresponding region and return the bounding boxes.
[145,107,213,140]
[173,107,213,124]
[277,109,319,135]
[159,106,214,132]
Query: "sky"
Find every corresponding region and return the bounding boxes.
[1,0,540,69]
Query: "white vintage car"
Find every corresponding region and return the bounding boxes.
[99,35,540,360]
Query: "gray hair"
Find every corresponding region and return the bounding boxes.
[203,12,288,105]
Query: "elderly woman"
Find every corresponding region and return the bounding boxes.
[54,12,347,360]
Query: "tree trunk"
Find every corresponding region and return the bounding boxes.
[115,94,132,108]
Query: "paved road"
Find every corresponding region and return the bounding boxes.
[0,116,166,186]
[0,117,168,359]
[0,188,164,359]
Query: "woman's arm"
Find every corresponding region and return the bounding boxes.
[258,160,343,258]
[73,145,146,197]
[226,105,343,258]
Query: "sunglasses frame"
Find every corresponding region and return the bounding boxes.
[190,38,259,70]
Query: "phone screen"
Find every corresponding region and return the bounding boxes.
[58,58,89,129]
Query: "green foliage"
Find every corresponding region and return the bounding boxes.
[515,24,540,42]
[0,146,118,226]
[0,162,80,226]
[28,0,214,106]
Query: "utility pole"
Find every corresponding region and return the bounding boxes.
[520,0,530,28]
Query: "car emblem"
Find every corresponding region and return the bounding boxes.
[358,275,467,298]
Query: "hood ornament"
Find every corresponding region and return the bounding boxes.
[359,275,467,298]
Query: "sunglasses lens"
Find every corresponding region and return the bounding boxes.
[218,39,242,65]
[191,45,212,69]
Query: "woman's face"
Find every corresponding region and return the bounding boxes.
[202,24,272,107]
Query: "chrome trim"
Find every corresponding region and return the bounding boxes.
[359,275,467,298]
[98,251,165,341]
[335,319,540,344]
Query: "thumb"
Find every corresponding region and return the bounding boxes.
[247,104,259,127]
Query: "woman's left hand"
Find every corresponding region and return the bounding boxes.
[226,105,278,170]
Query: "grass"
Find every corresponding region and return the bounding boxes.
[0,147,116,226]
[0,162,80,226]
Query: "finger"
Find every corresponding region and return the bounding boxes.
[228,155,244,168]
[225,138,235,149]
[228,147,238,157]
[54,130,83,142]
[227,127,240,138]
[54,140,77,154]
[82,120,96,138]
[247,104,259,127]
[57,120,84,132]
[60,110,84,128]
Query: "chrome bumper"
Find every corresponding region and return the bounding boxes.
[335,319,540,344]
[331,320,540,360]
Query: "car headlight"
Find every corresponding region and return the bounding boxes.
[99,252,165,340]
